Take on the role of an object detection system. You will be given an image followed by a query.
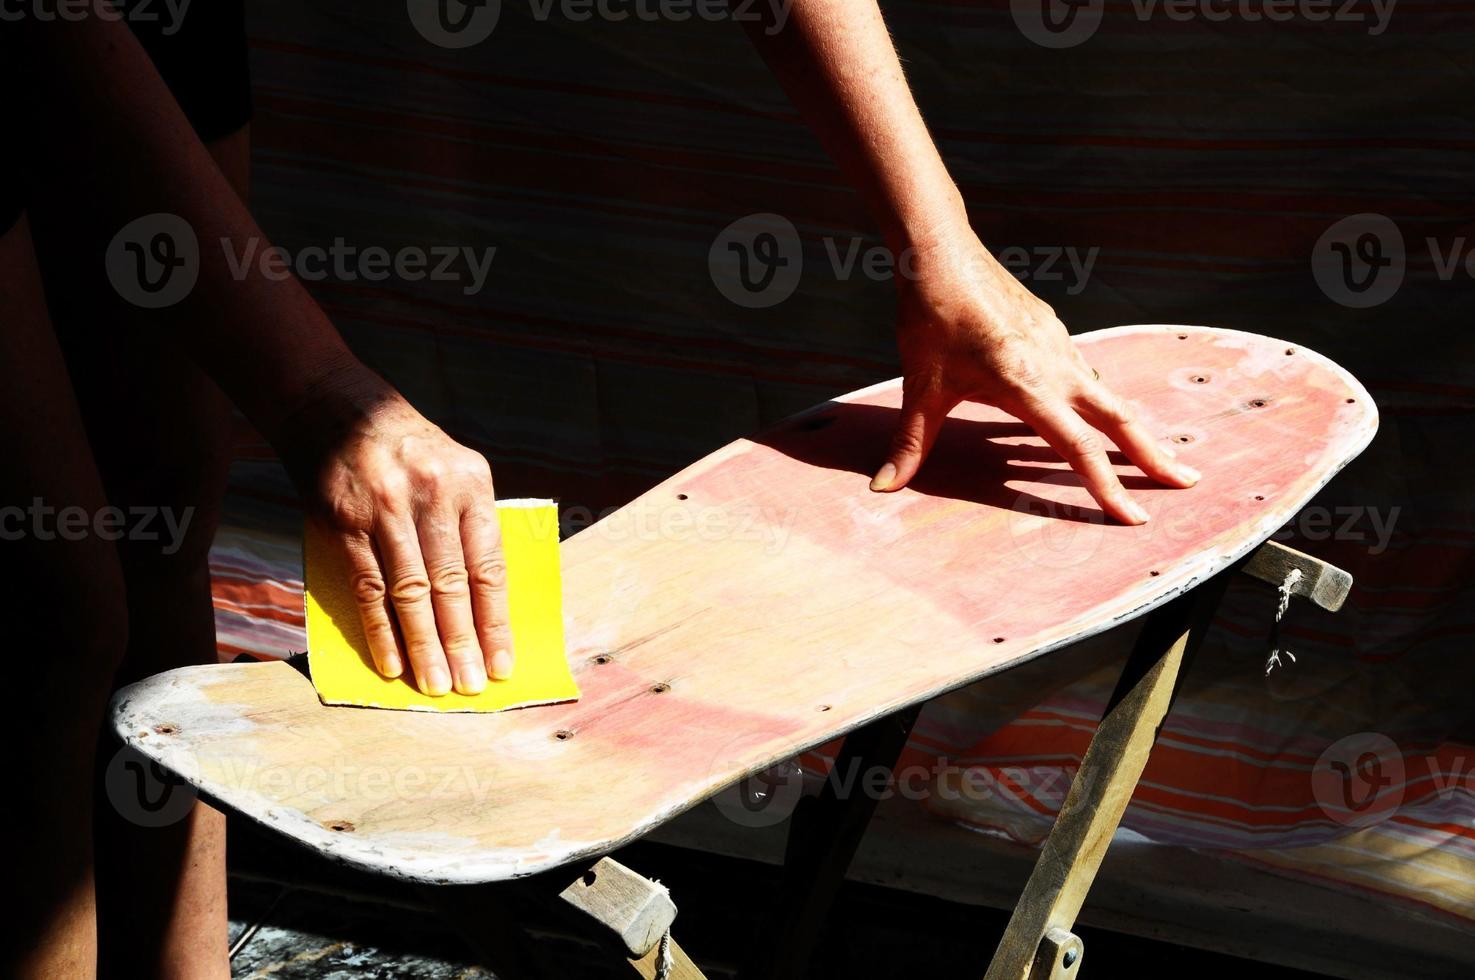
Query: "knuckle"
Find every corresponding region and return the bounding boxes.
[442,636,483,666]
[480,622,513,646]
[413,459,451,492]
[1064,431,1104,460]
[363,620,398,647]
[405,643,445,669]
[428,561,471,598]
[350,571,388,606]
[389,573,433,605]
[891,424,926,455]
[470,555,509,591]
[327,497,372,530]
[994,344,1047,392]
[370,472,409,509]
[457,450,493,483]
[1096,394,1133,425]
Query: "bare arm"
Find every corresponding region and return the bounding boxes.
[744,1,1198,523]
[14,14,512,695]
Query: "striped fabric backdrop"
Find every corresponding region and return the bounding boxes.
[211,0,1474,924]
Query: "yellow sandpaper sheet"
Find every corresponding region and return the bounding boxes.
[305,499,580,712]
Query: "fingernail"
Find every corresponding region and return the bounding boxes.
[1177,463,1201,484]
[1126,500,1150,524]
[456,666,487,696]
[382,654,403,678]
[491,649,514,681]
[870,462,897,492]
[421,666,452,697]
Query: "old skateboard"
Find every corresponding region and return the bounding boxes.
[110,324,1375,977]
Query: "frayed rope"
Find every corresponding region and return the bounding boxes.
[654,930,673,980]
[1265,567,1302,675]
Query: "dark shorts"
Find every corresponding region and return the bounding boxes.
[0,0,253,235]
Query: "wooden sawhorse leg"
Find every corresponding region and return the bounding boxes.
[981,569,1233,980]
[741,544,1343,979]
[746,575,1227,980]
[744,705,922,979]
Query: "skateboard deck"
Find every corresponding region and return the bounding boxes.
[110,325,1376,884]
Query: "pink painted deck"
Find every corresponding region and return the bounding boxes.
[111,325,1376,883]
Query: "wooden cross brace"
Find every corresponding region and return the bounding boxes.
[556,857,707,980]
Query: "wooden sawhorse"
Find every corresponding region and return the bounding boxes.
[422,541,1348,980]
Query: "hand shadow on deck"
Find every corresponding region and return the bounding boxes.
[754,400,1159,526]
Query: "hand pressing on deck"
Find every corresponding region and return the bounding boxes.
[871,236,1201,524]
[742,0,1200,524]
[288,368,513,697]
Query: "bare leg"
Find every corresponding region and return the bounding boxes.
[29,127,251,980]
[0,215,128,978]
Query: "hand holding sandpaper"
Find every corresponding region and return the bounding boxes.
[306,500,580,713]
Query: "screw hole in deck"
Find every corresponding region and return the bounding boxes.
[676,493,688,501]
[1191,375,1210,384]
[1149,570,1160,577]
[326,820,356,833]
[554,729,574,741]
[1285,348,1296,355]
[650,682,671,694]
[1173,434,1194,444]
[1176,333,1188,340]
[817,704,832,712]
[591,654,613,666]
[1254,495,1265,501]
[992,637,1005,644]
[1248,398,1269,409]
[153,723,178,736]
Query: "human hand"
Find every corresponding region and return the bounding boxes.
[288,371,511,696]
[870,236,1199,524]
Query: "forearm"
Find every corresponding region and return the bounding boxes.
[741,0,969,253]
[14,13,378,458]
